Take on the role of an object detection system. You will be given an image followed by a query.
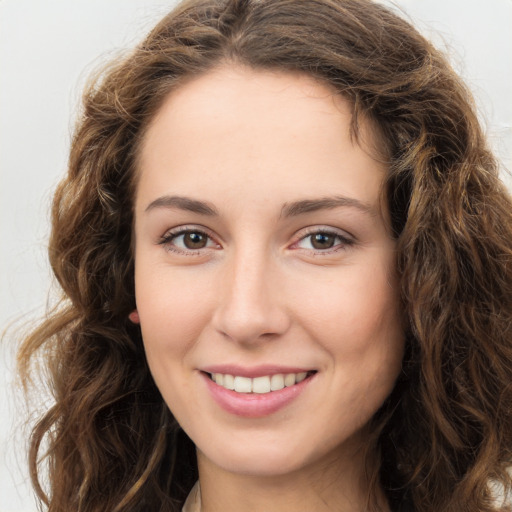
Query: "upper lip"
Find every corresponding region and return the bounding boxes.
[200,365,315,378]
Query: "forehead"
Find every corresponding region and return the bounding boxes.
[136,65,388,218]
[141,65,349,151]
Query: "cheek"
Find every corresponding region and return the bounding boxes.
[294,264,402,352]
[293,258,405,419]
[135,268,213,420]
[303,269,403,434]
[135,265,216,363]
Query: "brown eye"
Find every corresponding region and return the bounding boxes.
[294,229,354,253]
[183,231,208,249]
[160,229,216,252]
[310,232,336,249]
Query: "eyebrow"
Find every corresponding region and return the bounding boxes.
[281,196,376,218]
[145,195,219,216]
[144,194,376,218]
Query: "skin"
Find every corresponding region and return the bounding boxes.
[133,65,404,511]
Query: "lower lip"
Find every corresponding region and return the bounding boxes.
[202,372,314,418]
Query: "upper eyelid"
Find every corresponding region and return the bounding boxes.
[158,225,221,250]
[293,225,355,242]
[158,226,221,256]
[161,224,216,239]
[289,226,357,252]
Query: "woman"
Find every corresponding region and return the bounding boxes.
[18,0,512,511]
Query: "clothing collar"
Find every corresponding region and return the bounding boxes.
[182,481,201,512]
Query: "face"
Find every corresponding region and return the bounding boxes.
[133,66,404,479]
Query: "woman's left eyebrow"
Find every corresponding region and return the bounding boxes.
[281,196,377,218]
[144,195,218,216]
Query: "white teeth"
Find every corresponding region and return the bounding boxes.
[234,376,252,393]
[296,372,307,383]
[223,374,235,390]
[284,373,296,387]
[210,371,312,394]
[270,374,285,391]
[252,376,271,394]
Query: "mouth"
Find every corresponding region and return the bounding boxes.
[201,368,317,417]
[205,371,317,394]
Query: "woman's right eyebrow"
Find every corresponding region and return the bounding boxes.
[144,195,219,216]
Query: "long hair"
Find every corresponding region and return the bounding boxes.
[18,0,512,511]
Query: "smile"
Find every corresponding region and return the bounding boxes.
[203,369,317,417]
[209,372,313,394]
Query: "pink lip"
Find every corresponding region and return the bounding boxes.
[200,370,316,418]
[201,364,312,378]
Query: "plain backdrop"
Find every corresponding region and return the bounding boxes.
[1,1,511,510]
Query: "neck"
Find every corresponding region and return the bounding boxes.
[195,443,390,512]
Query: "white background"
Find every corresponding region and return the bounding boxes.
[1,1,511,510]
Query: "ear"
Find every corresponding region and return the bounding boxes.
[129,310,140,324]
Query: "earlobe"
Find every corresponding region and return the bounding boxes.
[129,310,140,324]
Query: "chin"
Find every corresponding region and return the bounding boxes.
[196,432,349,480]
[210,452,307,478]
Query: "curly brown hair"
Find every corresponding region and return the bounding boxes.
[18,0,512,511]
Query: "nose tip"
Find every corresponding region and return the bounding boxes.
[214,299,287,345]
[211,258,290,345]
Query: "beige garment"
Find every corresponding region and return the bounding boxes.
[182,481,201,512]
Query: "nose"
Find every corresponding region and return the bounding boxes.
[211,248,291,345]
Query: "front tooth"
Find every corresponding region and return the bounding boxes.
[234,376,252,393]
[270,374,285,391]
[252,376,271,394]
[296,372,307,383]
[214,373,224,385]
[284,373,296,387]
[223,374,235,390]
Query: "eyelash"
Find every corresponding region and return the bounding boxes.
[158,226,219,255]
[291,227,355,254]
[158,226,355,255]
